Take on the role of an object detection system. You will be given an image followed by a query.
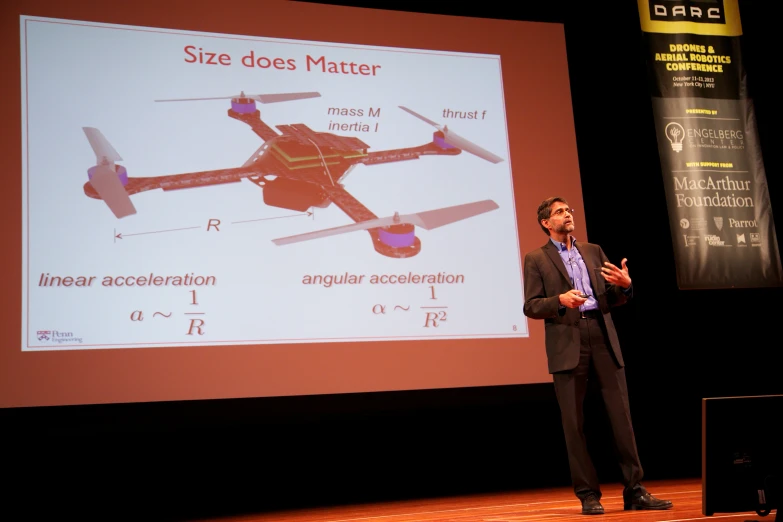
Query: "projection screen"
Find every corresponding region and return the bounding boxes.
[0,0,586,408]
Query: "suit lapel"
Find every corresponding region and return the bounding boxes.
[544,241,571,284]
[576,243,600,292]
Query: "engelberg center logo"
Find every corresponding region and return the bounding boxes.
[649,0,726,24]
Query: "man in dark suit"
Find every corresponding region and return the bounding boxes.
[523,196,673,515]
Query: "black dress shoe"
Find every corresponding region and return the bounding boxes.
[581,493,605,515]
[624,492,673,510]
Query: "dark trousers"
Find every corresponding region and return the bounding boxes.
[552,315,644,500]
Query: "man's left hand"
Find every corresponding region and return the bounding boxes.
[599,258,631,289]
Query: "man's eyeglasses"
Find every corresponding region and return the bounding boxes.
[551,207,575,217]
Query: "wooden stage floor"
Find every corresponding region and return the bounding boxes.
[199,478,777,522]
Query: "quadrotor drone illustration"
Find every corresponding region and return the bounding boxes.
[82,91,504,258]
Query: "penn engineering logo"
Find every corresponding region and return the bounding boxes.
[36,330,83,344]
[649,0,726,24]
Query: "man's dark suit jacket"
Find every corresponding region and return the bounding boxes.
[523,239,632,374]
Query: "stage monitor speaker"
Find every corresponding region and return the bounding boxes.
[702,394,781,518]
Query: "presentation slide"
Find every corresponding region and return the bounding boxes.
[22,16,522,350]
[1,0,585,408]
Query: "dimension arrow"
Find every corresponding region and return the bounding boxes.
[114,226,201,241]
[231,211,312,225]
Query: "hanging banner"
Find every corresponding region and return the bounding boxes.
[637,0,783,289]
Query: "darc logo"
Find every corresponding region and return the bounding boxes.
[650,0,726,24]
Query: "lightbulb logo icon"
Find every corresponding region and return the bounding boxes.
[665,122,685,152]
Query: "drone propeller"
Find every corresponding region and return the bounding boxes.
[83,127,136,219]
[272,199,499,246]
[399,106,504,164]
[84,126,122,164]
[154,91,321,104]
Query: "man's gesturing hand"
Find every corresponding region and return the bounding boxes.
[599,258,631,289]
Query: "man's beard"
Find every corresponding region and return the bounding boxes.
[555,223,574,234]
